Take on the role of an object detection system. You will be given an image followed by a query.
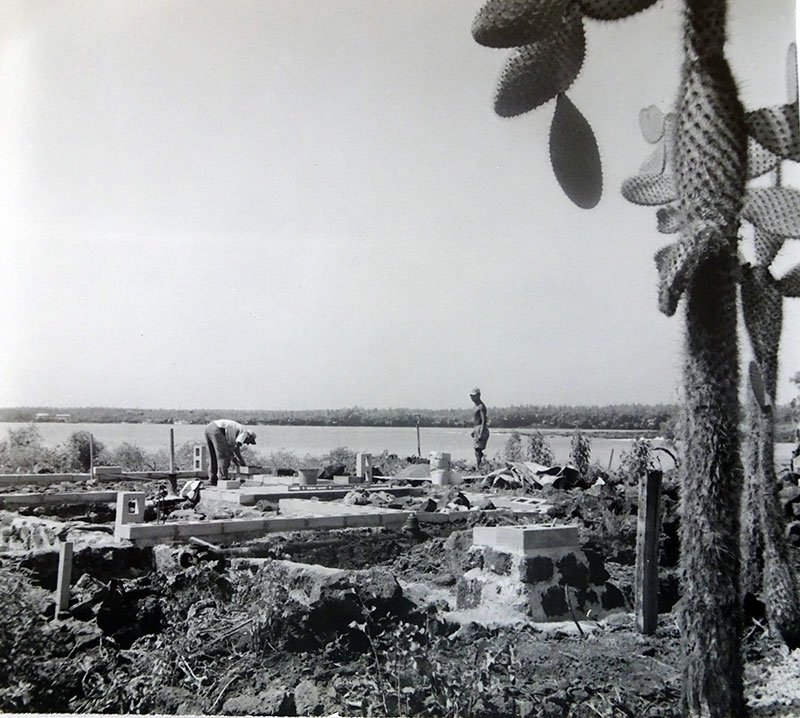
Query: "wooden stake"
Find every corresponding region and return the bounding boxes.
[89,434,94,475]
[635,469,662,635]
[55,540,74,615]
[168,428,178,493]
[607,448,615,471]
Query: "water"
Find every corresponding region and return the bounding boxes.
[0,421,795,469]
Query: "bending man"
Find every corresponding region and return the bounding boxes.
[204,419,256,486]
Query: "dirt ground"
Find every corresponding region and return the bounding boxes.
[2,479,800,716]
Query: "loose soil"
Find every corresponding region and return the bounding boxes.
[1,476,799,716]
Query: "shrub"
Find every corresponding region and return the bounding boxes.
[569,430,591,477]
[503,432,525,462]
[618,438,652,486]
[526,431,555,466]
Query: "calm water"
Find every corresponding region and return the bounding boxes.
[1,422,795,469]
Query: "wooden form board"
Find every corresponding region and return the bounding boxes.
[204,484,423,506]
[0,469,204,488]
[0,491,118,508]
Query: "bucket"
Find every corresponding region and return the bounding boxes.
[429,452,451,470]
[430,468,452,485]
[297,468,319,486]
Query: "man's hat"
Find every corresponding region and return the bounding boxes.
[470,387,481,396]
[244,430,257,445]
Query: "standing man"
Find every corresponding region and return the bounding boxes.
[204,419,256,486]
[470,387,490,470]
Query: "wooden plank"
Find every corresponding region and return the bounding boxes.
[0,474,89,487]
[0,491,117,507]
[55,541,73,613]
[635,469,663,635]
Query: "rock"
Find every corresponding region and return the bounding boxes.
[519,556,554,583]
[472,497,496,510]
[156,687,200,714]
[223,689,293,716]
[294,679,322,716]
[343,490,369,506]
[782,486,800,518]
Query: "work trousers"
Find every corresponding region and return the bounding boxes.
[204,422,234,483]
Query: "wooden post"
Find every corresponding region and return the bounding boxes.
[55,540,74,615]
[168,429,177,493]
[415,415,421,458]
[635,469,662,634]
[89,434,94,475]
[607,448,615,471]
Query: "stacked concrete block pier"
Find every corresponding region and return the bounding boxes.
[457,524,624,621]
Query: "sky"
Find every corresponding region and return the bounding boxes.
[0,0,798,411]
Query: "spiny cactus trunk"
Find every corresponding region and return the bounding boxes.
[680,257,745,718]
[740,266,800,648]
[677,1,747,715]
[740,394,765,599]
[757,396,800,649]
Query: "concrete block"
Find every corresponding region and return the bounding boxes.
[175,521,222,537]
[217,479,241,490]
[237,465,264,475]
[264,517,312,532]
[355,453,373,480]
[115,492,146,526]
[332,475,363,485]
[473,524,579,554]
[193,445,208,472]
[220,519,268,534]
[116,522,179,541]
[93,466,123,476]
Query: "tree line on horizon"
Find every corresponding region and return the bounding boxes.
[0,402,682,428]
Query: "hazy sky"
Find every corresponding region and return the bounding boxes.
[1,0,798,410]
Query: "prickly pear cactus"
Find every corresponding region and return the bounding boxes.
[624,39,800,654]
[472,1,778,714]
[737,43,800,646]
[472,0,661,208]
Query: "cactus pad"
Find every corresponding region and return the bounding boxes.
[657,204,683,234]
[639,105,665,144]
[778,262,800,297]
[621,173,677,206]
[745,104,800,162]
[676,57,747,232]
[639,143,666,175]
[494,6,585,117]
[741,265,782,373]
[747,136,780,179]
[742,187,800,238]
[654,226,729,316]
[752,229,784,268]
[577,0,658,21]
[548,93,603,208]
[787,43,798,105]
[472,0,569,48]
